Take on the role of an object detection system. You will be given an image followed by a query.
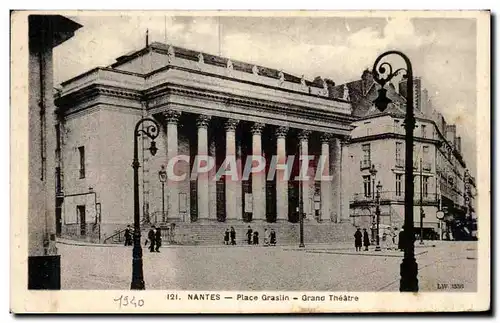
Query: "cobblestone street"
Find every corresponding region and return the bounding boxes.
[59,241,477,292]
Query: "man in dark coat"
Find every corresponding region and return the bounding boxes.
[270,229,276,246]
[253,231,259,245]
[398,229,405,251]
[363,228,370,251]
[155,226,162,252]
[246,226,253,245]
[124,225,132,246]
[147,226,156,253]
[230,226,236,245]
[354,228,362,252]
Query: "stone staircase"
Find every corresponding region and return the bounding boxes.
[153,221,356,246]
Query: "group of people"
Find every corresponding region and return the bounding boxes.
[145,225,163,252]
[354,227,406,251]
[224,226,277,246]
[123,224,163,252]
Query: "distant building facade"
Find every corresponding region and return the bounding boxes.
[28,15,82,289]
[54,42,356,242]
[334,70,475,240]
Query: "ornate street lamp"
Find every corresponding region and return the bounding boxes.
[131,117,160,290]
[372,50,418,292]
[369,164,378,242]
[159,165,167,223]
[375,181,382,251]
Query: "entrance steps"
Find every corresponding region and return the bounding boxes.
[155,221,356,246]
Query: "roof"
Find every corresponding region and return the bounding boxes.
[332,70,426,119]
[111,41,328,89]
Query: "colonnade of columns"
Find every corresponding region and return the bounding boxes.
[158,110,344,223]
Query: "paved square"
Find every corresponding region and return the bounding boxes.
[59,241,477,292]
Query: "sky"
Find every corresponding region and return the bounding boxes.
[53,14,478,175]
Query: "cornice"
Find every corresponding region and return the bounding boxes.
[145,83,357,127]
[349,133,440,145]
[55,83,143,110]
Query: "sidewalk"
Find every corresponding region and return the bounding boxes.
[57,237,442,250]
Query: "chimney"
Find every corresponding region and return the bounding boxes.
[455,136,462,153]
[398,80,407,99]
[361,69,373,95]
[398,77,422,111]
[446,125,456,144]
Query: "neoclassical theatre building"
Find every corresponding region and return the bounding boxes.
[55,42,356,243]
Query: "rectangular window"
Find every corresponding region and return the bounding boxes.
[55,124,61,151]
[422,145,430,170]
[363,175,371,197]
[361,144,371,169]
[423,176,429,197]
[395,142,403,167]
[364,121,371,136]
[396,174,403,196]
[394,119,400,132]
[421,125,427,138]
[77,205,86,236]
[78,146,85,179]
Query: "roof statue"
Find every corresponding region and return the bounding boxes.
[343,84,350,101]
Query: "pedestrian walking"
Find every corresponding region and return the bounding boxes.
[398,228,405,251]
[354,228,362,252]
[391,227,398,250]
[224,228,230,245]
[270,229,276,246]
[155,226,162,252]
[363,228,370,251]
[170,223,176,244]
[147,225,156,253]
[124,225,132,246]
[253,231,259,245]
[230,226,236,245]
[264,228,270,246]
[246,226,253,245]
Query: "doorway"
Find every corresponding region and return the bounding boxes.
[77,205,86,236]
[55,198,63,236]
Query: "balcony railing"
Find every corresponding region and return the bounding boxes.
[351,191,439,204]
[360,160,371,170]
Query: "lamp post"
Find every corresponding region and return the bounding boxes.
[298,170,305,248]
[375,181,382,251]
[372,50,418,292]
[419,158,425,245]
[131,117,160,290]
[297,140,305,248]
[159,165,167,223]
[369,164,378,242]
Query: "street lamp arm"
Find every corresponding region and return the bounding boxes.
[134,118,160,141]
[372,50,413,88]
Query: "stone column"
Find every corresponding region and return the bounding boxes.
[196,115,210,220]
[164,110,181,221]
[251,123,266,221]
[320,134,331,222]
[340,136,351,222]
[331,136,342,222]
[276,126,289,221]
[299,130,312,219]
[225,119,239,220]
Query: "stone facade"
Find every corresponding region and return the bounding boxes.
[55,42,355,241]
[335,72,474,240]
